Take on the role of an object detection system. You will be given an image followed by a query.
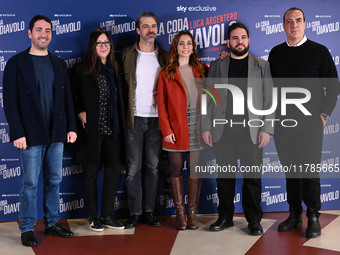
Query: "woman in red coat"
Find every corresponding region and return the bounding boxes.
[157,31,207,230]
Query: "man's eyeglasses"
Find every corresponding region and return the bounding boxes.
[96,41,111,47]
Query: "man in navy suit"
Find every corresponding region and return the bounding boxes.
[3,15,77,246]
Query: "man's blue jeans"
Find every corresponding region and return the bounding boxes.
[19,142,64,233]
[125,117,162,215]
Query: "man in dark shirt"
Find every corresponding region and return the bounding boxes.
[202,22,274,235]
[3,15,77,246]
[268,7,340,238]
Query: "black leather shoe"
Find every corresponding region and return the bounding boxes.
[306,213,321,238]
[45,222,74,238]
[125,214,141,229]
[21,231,37,247]
[278,212,302,232]
[209,217,234,231]
[248,221,263,235]
[144,212,161,227]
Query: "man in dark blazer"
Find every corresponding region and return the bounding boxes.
[3,15,77,247]
[202,22,274,235]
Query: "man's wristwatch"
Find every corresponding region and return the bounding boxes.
[321,113,330,121]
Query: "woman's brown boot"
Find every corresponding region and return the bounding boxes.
[187,177,201,229]
[168,176,187,230]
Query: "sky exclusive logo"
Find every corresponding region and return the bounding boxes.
[176,5,217,13]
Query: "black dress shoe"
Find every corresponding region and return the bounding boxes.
[306,213,321,238]
[209,217,234,231]
[144,212,161,227]
[248,221,263,235]
[21,231,38,247]
[278,213,302,232]
[45,222,74,238]
[125,214,141,229]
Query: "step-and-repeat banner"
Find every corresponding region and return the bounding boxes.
[0,0,339,221]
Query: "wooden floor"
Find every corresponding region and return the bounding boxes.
[1,211,340,255]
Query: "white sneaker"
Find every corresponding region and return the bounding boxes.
[89,216,104,232]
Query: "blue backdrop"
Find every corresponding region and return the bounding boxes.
[0,0,339,222]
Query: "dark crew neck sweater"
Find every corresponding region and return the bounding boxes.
[268,39,340,118]
[226,55,249,133]
[31,54,54,136]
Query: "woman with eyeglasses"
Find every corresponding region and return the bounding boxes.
[157,31,207,230]
[70,29,125,231]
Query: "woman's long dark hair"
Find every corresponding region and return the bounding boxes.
[84,29,118,74]
[163,31,205,80]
